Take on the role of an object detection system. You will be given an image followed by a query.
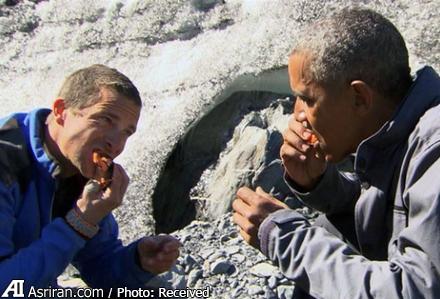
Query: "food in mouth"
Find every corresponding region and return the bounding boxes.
[307,133,318,145]
[92,151,113,189]
[301,121,318,145]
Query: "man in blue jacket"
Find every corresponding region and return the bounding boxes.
[233,8,440,298]
[0,64,180,296]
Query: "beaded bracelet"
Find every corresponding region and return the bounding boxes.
[65,206,99,239]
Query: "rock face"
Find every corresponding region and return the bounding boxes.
[153,94,304,233]
[1,0,439,297]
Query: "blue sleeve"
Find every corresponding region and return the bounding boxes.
[72,214,154,288]
[0,182,87,295]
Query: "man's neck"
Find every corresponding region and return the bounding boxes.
[362,93,401,141]
[44,114,79,178]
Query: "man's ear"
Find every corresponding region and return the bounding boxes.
[350,80,374,116]
[52,98,67,126]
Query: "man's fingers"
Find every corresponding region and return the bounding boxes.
[142,259,176,274]
[232,197,250,216]
[288,114,312,140]
[255,186,267,196]
[234,188,287,250]
[236,186,262,206]
[138,235,180,274]
[166,248,180,260]
[238,227,259,249]
[138,235,181,255]
[162,239,181,253]
[138,237,160,254]
[238,228,252,243]
[255,186,278,204]
[312,142,326,160]
[160,249,179,263]
[236,187,287,214]
[256,186,289,209]
[83,180,102,196]
[283,120,313,142]
[140,246,180,274]
[111,164,129,195]
[100,164,128,208]
[155,235,181,248]
[146,248,179,264]
[232,212,258,235]
[280,142,305,162]
[283,128,311,154]
[232,211,246,229]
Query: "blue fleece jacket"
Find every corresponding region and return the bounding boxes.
[0,109,153,296]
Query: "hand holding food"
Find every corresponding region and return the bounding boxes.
[92,151,113,189]
[75,152,129,225]
[280,101,327,190]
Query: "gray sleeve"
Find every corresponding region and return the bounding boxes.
[259,155,440,299]
[285,164,361,215]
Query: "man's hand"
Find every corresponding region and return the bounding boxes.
[280,100,327,190]
[137,235,181,274]
[76,163,129,225]
[232,186,288,249]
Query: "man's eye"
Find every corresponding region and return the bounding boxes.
[300,97,313,106]
[100,116,112,124]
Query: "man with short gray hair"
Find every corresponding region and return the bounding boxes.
[233,8,440,298]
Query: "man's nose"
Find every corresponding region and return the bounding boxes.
[293,97,306,115]
[104,133,124,157]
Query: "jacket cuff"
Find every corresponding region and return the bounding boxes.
[51,217,88,252]
[40,218,87,274]
[258,209,307,257]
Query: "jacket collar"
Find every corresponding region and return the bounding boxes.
[26,108,63,179]
[354,66,440,175]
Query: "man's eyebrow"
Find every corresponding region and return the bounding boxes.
[108,112,137,133]
[128,125,136,134]
[106,112,119,120]
[291,89,313,102]
[93,111,120,120]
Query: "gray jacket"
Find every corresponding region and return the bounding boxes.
[258,66,440,298]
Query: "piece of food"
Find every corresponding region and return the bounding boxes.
[307,133,318,145]
[301,120,318,145]
[92,151,113,189]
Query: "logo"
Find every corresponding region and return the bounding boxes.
[1,280,25,298]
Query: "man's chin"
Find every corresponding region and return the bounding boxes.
[77,164,94,179]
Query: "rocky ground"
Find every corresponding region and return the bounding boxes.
[59,210,320,299]
[166,211,319,299]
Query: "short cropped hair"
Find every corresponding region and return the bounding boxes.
[293,8,412,102]
[57,64,142,109]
